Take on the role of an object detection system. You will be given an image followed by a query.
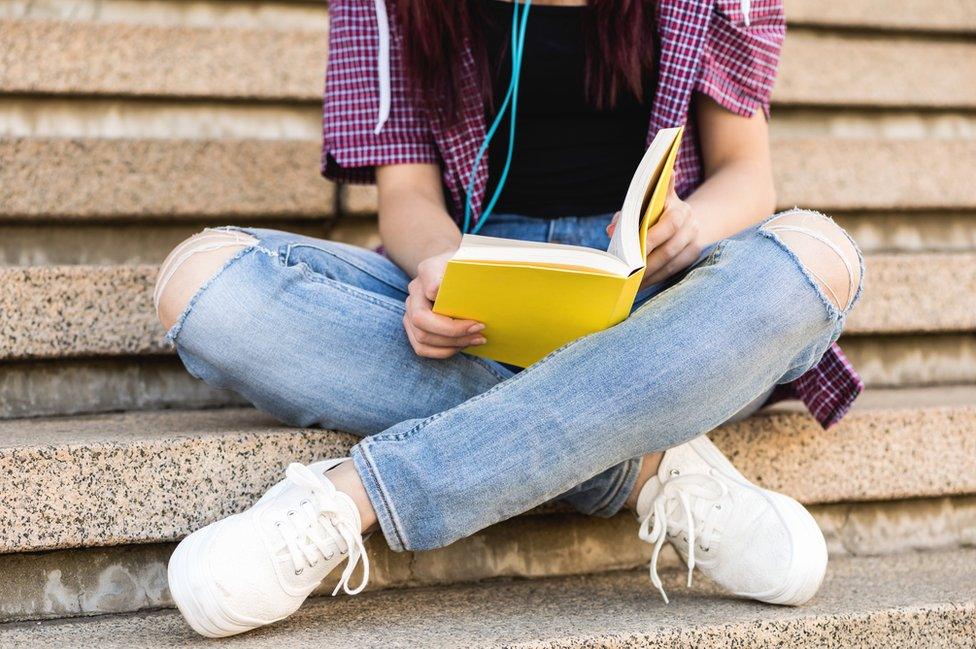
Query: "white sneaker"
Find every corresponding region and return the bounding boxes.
[167,459,369,637]
[636,436,827,605]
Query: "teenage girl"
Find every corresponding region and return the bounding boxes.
[156,0,864,637]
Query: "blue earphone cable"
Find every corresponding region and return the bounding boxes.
[462,0,532,235]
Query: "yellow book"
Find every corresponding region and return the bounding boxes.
[433,126,684,367]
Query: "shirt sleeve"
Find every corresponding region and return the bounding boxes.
[695,0,786,118]
[321,0,440,184]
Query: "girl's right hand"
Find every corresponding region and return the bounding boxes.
[403,251,486,359]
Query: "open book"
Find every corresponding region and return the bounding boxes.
[433,126,684,367]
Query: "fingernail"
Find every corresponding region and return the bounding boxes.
[472,337,487,345]
[468,324,485,333]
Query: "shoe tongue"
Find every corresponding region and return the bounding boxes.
[635,475,663,519]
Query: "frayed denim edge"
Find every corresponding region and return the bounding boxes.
[163,243,277,345]
[756,209,865,324]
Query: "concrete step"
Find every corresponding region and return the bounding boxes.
[5,333,974,420]
[4,549,975,648]
[2,253,972,360]
[841,334,976,388]
[0,220,372,267]
[1,494,972,623]
[775,32,976,108]
[0,138,334,220]
[784,0,976,34]
[0,357,246,420]
[9,212,976,267]
[1,387,974,555]
[3,15,974,108]
[2,135,974,221]
[0,18,328,101]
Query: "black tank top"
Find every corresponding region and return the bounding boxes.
[483,0,653,219]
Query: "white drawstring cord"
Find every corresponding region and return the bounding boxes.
[281,463,370,596]
[741,0,751,26]
[637,473,726,603]
[373,0,391,134]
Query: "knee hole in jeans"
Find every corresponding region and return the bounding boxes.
[154,228,259,331]
[761,210,863,312]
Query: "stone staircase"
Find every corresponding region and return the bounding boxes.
[1,0,975,645]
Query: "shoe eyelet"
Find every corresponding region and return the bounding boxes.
[309,560,318,567]
[669,468,680,477]
[714,504,722,510]
[682,536,688,542]
[300,499,311,507]
[294,568,304,575]
[700,545,710,553]
[325,552,335,560]
[275,521,284,528]
[287,510,296,517]
[339,548,348,556]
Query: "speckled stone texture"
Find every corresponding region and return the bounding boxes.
[0,265,165,360]
[772,139,976,211]
[3,254,972,360]
[776,32,976,107]
[784,0,976,31]
[4,18,973,109]
[0,19,328,100]
[0,138,333,219]
[845,254,976,334]
[1,496,973,623]
[3,550,974,647]
[2,138,973,222]
[1,387,974,554]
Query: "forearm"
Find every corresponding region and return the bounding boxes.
[376,164,461,277]
[684,158,777,246]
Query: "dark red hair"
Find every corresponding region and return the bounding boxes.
[397,0,656,121]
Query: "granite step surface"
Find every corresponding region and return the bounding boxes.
[2,495,973,624]
[3,252,974,360]
[3,14,973,107]
[3,137,974,221]
[1,386,974,554]
[3,549,974,648]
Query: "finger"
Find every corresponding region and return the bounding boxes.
[644,210,678,251]
[407,292,483,337]
[404,317,461,359]
[605,211,621,236]
[416,268,445,302]
[411,327,487,348]
[644,221,696,275]
[643,242,700,285]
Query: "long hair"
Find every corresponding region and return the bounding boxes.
[397,0,656,122]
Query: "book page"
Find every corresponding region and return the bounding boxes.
[606,127,683,270]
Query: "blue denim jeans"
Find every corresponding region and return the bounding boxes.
[169,213,858,552]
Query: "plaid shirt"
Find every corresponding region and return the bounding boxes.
[321,0,863,427]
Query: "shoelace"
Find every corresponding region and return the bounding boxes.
[278,463,370,596]
[637,472,727,603]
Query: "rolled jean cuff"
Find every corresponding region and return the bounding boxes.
[576,457,642,518]
[350,442,408,552]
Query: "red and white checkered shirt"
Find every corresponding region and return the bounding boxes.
[321,0,863,427]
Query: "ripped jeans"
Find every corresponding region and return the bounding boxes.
[160,211,863,552]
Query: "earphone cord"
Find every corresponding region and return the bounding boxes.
[462,0,532,235]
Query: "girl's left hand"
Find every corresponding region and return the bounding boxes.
[606,186,703,289]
